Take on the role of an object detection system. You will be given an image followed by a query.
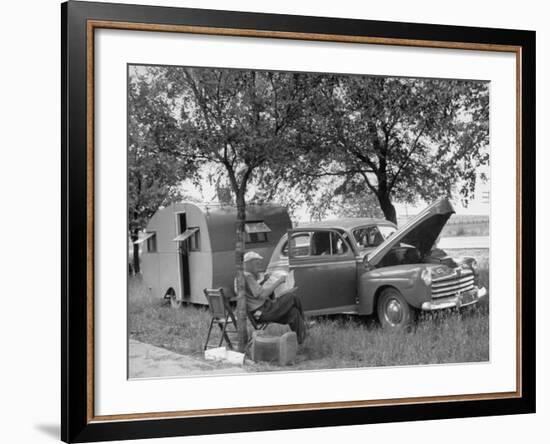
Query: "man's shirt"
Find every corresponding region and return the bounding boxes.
[236,271,267,312]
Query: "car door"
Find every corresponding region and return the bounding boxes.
[289,229,357,314]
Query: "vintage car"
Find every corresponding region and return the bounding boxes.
[266,198,487,328]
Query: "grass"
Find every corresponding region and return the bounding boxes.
[128,277,212,360]
[129,248,489,374]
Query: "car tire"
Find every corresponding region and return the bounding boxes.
[169,294,182,309]
[165,288,182,309]
[377,287,414,330]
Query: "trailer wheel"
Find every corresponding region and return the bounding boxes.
[165,288,181,309]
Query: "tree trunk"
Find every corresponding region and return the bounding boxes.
[234,193,248,352]
[131,229,140,275]
[377,193,397,225]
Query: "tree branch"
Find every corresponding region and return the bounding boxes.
[291,165,374,178]
[358,170,378,195]
[388,124,427,191]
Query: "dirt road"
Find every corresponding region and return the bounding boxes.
[129,339,245,379]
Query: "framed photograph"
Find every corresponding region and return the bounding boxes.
[61,1,535,442]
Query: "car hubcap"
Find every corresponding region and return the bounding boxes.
[385,298,403,326]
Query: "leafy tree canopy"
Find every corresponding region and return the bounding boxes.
[128,68,199,270]
[282,75,489,223]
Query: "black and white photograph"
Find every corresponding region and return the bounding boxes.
[127,64,491,378]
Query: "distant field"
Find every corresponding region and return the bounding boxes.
[440,218,489,237]
[128,248,489,375]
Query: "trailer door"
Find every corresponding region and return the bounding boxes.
[174,213,199,298]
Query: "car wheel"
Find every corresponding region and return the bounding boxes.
[377,287,414,329]
[170,294,182,309]
[165,288,181,309]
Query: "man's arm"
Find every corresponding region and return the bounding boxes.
[245,273,285,301]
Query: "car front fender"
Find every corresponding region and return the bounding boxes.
[357,265,432,314]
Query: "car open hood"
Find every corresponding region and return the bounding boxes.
[367,198,455,266]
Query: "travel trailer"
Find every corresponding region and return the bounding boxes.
[136,202,292,307]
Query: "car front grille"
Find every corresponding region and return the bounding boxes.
[431,269,475,298]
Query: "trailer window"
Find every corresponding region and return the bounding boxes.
[134,231,156,251]
[245,221,271,244]
[146,234,157,253]
[173,227,200,251]
[246,232,267,243]
[189,229,200,251]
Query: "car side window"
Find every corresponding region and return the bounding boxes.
[310,231,350,256]
[281,233,311,257]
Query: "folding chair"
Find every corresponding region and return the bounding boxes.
[203,288,238,351]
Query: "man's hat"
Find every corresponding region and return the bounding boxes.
[244,251,263,262]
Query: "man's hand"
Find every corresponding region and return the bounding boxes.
[257,273,287,299]
[259,273,271,285]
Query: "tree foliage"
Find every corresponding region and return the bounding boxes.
[159,67,311,349]
[286,75,489,223]
[128,68,197,272]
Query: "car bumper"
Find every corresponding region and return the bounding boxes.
[421,286,487,311]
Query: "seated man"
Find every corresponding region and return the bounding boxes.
[238,251,307,344]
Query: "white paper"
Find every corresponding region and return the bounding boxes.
[274,270,295,298]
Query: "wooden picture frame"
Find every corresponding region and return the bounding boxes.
[61,1,535,442]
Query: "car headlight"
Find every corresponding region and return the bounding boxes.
[421,269,432,287]
[461,258,478,274]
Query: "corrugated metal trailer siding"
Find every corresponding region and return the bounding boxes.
[141,202,291,305]
[207,205,291,253]
[141,205,180,299]
[208,204,292,300]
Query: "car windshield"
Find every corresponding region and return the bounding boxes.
[353,225,396,249]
